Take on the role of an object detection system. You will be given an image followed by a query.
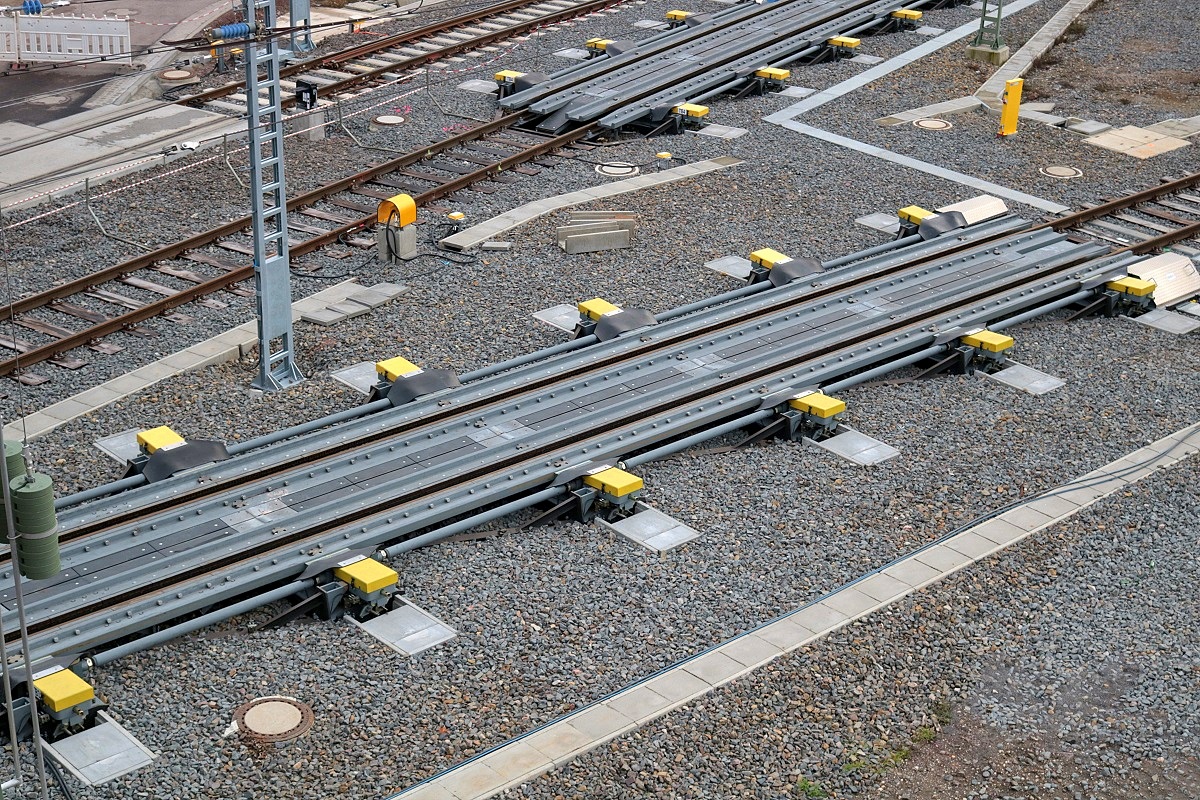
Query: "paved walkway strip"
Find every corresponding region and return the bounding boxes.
[438,156,744,251]
[1,280,406,442]
[389,421,1200,800]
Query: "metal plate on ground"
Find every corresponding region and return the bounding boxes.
[554,47,589,60]
[42,710,155,786]
[775,86,815,98]
[985,362,1066,395]
[533,303,580,332]
[94,428,141,464]
[812,428,899,465]
[704,255,752,279]
[634,19,669,29]
[600,503,700,552]
[850,54,884,65]
[457,79,497,94]
[1176,301,1200,318]
[691,124,748,140]
[353,599,457,656]
[855,212,900,235]
[915,25,944,35]
[1129,308,1200,334]
[331,361,379,394]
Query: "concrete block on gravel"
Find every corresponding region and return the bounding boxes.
[790,602,849,636]
[643,669,709,702]
[435,760,504,800]
[555,221,634,242]
[605,685,673,723]
[299,308,344,326]
[478,740,551,782]
[524,724,592,762]
[717,633,783,667]
[683,651,745,686]
[560,230,631,254]
[757,618,818,650]
[568,704,635,740]
[368,282,408,298]
[345,288,392,309]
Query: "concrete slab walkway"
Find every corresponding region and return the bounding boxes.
[386,420,1200,800]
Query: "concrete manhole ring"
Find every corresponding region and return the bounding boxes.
[234,697,314,743]
[913,118,952,130]
[106,7,139,16]
[595,162,639,177]
[373,115,406,126]
[1040,165,1084,179]
[159,69,193,81]
[27,94,72,107]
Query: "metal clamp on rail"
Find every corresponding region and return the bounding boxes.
[897,205,970,241]
[780,390,846,442]
[31,665,106,741]
[494,69,526,99]
[125,425,230,483]
[574,298,658,341]
[368,357,462,406]
[748,248,823,287]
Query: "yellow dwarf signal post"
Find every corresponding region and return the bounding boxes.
[998,78,1023,137]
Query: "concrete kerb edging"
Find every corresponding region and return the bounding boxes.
[387,421,1200,800]
[0,278,382,443]
[975,0,1106,110]
[438,156,745,251]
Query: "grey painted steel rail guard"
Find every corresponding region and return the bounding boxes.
[3,220,1136,665]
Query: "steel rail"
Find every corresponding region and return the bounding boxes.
[0,115,590,377]
[180,0,627,109]
[11,242,1123,657]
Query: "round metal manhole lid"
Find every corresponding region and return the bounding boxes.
[913,118,952,130]
[373,115,406,126]
[27,94,72,107]
[595,162,640,178]
[1040,165,1083,179]
[160,69,193,81]
[234,697,314,743]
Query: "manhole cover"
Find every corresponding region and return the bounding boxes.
[1040,165,1083,179]
[106,7,138,16]
[160,69,193,81]
[595,162,639,177]
[27,94,71,107]
[233,697,314,743]
[372,115,405,126]
[913,118,952,130]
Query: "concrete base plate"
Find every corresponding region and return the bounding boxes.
[811,428,899,465]
[533,303,580,332]
[915,25,944,36]
[331,361,378,395]
[554,48,590,60]
[353,599,457,656]
[43,711,155,786]
[704,255,752,279]
[692,124,748,139]
[94,428,142,464]
[457,79,497,94]
[855,212,900,235]
[775,86,816,98]
[1129,308,1200,334]
[600,503,701,552]
[850,54,884,65]
[986,362,1065,395]
[1175,301,1200,318]
[634,19,669,30]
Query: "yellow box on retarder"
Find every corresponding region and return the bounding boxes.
[376,356,421,381]
[136,426,185,455]
[788,392,846,419]
[578,298,620,320]
[584,467,643,497]
[34,669,94,714]
[960,330,1014,353]
[334,558,398,594]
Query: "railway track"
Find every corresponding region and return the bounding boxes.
[3,169,1197,385]
[0,115,597,382]
[175,0,627,117]
[0,187,1174,662]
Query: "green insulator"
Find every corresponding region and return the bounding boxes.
[3,439,25,481]
[12,472,57,535]
[17,526,59,581]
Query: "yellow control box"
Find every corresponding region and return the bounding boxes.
[578,298,621,320]
[755,67,791,80]
[137,426,185,455]
[584,467,643,497]
[750,248,792,269]
[672,103,710,118]
[891,9,922,20]
[494,69,525,82]
[961,330,1015,353]
[828,36,860,48]
[789,391,846,419]
[376,356,421,382]
[1106,276,1156,297]
[898,205,934,224]
[34,669,95,714]
[334,558,399,595]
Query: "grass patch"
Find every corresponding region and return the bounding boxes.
[932,699,952,725]
[795,777,828,798]
[914,726,937,744]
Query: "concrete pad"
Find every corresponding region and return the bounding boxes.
[300,308,343,326]
[775,86,816,98]
[1064,119,1111,135]
[996,503,1057,532]
[914,25,944,35]
[478,740,550,782]
[913,544,972,572]
[353,601,457,656]
[457,79,498,94]
[569,704,635,741]
[1129,308,1200,334]
[756,618,818,650]
[524,724,591,762]
[855,212,900,235]
[1023,102,1057,112]
[0,134,127,186]
[985,362,1065,395]
[820,587,878,619]
[814,428,900,465]
[94,429,142,464]
[944,530,1002,560]
[532,303,579,332]
[853,572,912,604]
[43,711,155,787]
[850,54,884,65]
[789,602,848,636]
[643,669,709,702]
[692,124,748,140]
[331,361,378,395]
[436,760,504,800]
[554,47,590,60]
[601,505,701,552]
[704,255,753,279]
[397,783,457,800]
[345,288,392,309]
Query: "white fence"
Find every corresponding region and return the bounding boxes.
[0,14,131,65]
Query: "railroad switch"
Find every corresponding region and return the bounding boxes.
[959,329,1015,372]
[377,193,418,264]
[333,556,399,619]
[826,35,861,60]
[666,9,690,27]
[494,69,526,99]
[33,666,105,740]
[780,391,846,442]
[586,38,613,58]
